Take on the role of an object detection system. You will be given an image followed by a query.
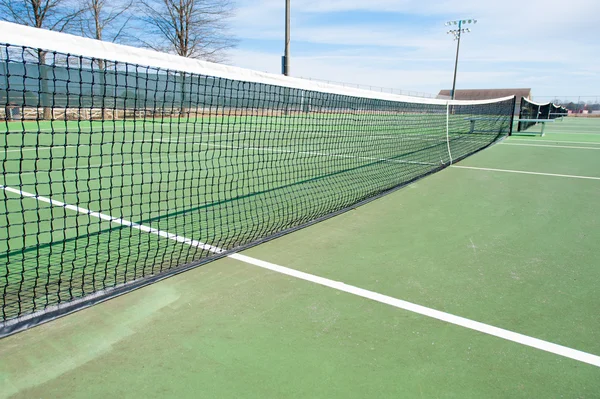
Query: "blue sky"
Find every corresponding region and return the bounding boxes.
[226,0,600,99]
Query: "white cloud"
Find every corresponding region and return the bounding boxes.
[228,49,523,95]
[227,0,600,96]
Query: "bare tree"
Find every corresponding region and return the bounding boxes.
[78,0,133,119]
[0,0,82,31]
[138,0,236,62]
[0,0,83,119]
[79,0,132,70]
[79,0,132,44]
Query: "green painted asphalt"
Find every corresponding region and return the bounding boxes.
[1,118,599,398]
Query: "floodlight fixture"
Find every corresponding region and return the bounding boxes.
[445,19,477,100]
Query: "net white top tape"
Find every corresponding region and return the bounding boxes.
[522,98,551,107]
[0,22,514,107]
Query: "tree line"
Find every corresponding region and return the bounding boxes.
[0,0,237,62]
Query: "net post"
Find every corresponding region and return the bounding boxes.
[509,95,516,136]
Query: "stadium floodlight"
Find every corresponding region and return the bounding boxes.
[445,18,477,100]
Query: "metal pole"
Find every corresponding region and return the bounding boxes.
[450,20,462,100]
[283,0,290,76]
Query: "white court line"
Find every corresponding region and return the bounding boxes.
[501,143,600,150]
[1,138,442,170]
[156,138,439,167]
[1,139,207,158]
[545,132,600,136]
[3,146,77,153]
[7,126,494,142]
[1,153,178,179]
[8,127,250,137]
[451,165,600,181]
[1,139,209,178]
[3,133,492,180]
[162,131,491,143]
[0,185,223,254]
[10,127,421,141]
[230,253,600,368]
[1,184,599,368]
[508,138,600,146]
[2,136,449,179]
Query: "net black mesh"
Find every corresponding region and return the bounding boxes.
[518,97,538,131]
[518,97,553,132]
[1,43,515,334]
[538,103,550,119]
[549,104,567,119]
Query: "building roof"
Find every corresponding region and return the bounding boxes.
[437,88,531,101]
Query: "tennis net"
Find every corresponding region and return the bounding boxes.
[518,97,551,131]
[550,104,568,119]
[0,22,516,336]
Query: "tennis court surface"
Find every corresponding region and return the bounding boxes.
[1,23,600,398]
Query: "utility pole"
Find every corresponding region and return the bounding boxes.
[283,0,290,76]
[446,19,476,100]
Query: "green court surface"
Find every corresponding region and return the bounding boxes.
[1,118,599,398]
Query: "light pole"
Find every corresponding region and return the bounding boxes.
[446,19,476,100]
[282,0,290,76]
